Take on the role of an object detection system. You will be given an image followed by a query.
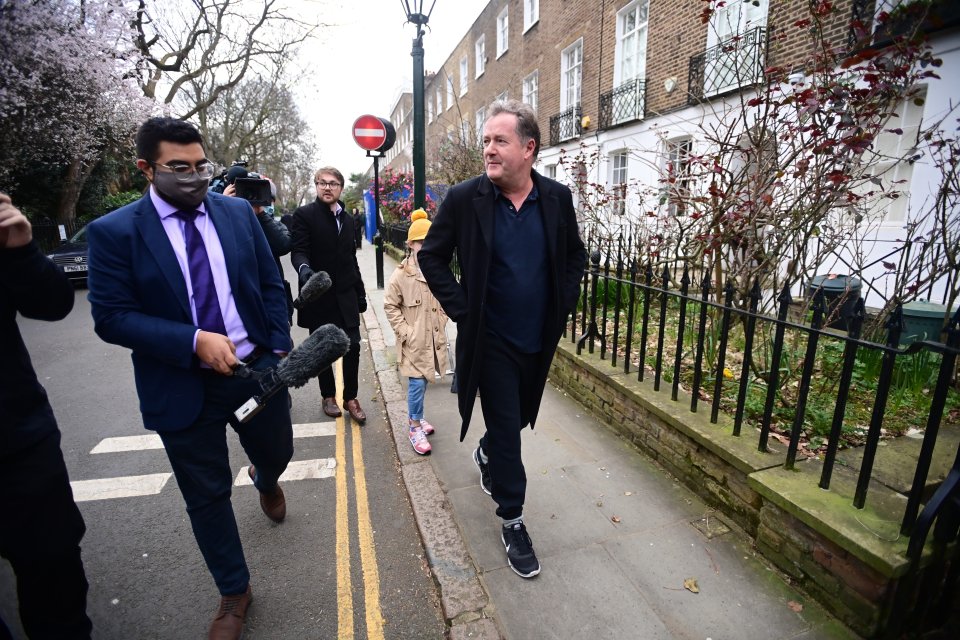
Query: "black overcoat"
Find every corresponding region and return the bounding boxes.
[418,171,586,441]
[289,199,366,330]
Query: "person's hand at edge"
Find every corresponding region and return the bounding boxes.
[298,265,314,287]
[0,192,32,249]
[358,295,367,314]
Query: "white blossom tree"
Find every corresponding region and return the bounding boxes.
[0,0,151,221]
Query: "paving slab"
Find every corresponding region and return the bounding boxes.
[356,242,856,640]
[482,545,673,640]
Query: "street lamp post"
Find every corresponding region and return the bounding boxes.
[401,0,436,210]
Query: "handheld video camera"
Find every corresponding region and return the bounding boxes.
[234,172,273,207]
[209,161,272,207]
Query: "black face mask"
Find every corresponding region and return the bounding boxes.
[151,169,209,210]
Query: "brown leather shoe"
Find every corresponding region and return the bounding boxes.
[322,396,342,418]
[248,465,285,523]
[344,398,366,424]
[208,585,252,640]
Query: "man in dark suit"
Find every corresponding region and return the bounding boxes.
[87,117,293,640]
[352,207,364,250]
[290,167,368,423]
[1,193,92,639]
[418,100,586,579]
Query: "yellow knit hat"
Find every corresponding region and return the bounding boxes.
[407,209,431,242]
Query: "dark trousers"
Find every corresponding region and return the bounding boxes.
[314,323,361,401]
[0,409,91,640]
[477,333,540,521]
[158,352,293,596]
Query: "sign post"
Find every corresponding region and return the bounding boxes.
[353,115,396,289]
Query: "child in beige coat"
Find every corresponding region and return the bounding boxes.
[384,209,449,455]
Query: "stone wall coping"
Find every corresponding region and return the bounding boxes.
[749,460,915,578]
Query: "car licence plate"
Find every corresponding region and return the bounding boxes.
[64,264,87,272]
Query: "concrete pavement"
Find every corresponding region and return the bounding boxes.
[355,240,858,640]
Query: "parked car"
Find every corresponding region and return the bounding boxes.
[47,224,89,285]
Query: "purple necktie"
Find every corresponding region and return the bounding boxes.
[173,209,227,335]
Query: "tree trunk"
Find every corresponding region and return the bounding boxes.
[55,156,96,222]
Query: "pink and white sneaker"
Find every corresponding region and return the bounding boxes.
[419,418,435,436]
[409,427,432,455]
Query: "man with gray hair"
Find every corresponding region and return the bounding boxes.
[418,100,586,578]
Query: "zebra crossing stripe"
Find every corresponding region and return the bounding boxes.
[71,473,172,502]
[90,423,337,454]
[234,459,337,486]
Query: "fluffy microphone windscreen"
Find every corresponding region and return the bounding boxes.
[276,324,349,388]
[293,270,332,309]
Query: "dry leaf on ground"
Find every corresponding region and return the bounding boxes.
[787,601,803,613]
[683,578,700,593]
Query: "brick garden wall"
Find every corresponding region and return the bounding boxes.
[549,338,915,638]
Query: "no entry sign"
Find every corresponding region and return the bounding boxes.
[352,115,396,152]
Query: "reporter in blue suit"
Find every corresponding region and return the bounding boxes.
[87,118,293,640]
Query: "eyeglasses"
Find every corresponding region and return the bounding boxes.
[315,180,342,189]
[153,161,216,181]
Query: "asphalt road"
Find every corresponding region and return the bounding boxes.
[1,278,445,639]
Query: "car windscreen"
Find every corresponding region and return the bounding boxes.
[69,225,88,243]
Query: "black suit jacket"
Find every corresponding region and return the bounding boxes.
[289,199,366,330]
[418,171,586,441]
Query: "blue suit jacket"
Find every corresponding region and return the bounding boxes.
[87,192,292,431]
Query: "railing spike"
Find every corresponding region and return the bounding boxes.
[777,282,793,305]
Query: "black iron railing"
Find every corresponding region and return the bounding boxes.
[549,105,582,147]
[687,26,767,104]
[32,220,87,253]
[382,222,410,251]
[599,79,646,130]
[567,231,959,625]
[852,0,960,48]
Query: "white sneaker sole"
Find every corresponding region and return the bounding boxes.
[501,532,541,578]
[473,449,492,496]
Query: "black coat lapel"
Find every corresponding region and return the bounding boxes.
[474,175,495,250]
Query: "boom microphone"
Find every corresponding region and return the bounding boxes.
[293,270,332,309]
[233,324,350,423]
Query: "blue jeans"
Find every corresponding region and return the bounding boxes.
[408,377,427,422]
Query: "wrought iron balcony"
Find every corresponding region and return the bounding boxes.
[549,105,582,146]
[599,78,645,131]
[687,26,767,104]
[851,0,960,48]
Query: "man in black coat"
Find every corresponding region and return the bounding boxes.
[418,100,586,579]
[352,207,364,250]
[290,166,368,423]
[0,193,92,638]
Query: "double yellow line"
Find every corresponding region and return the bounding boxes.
[333,361,384,640]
